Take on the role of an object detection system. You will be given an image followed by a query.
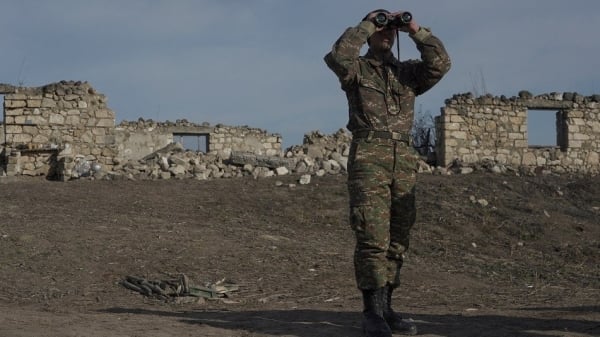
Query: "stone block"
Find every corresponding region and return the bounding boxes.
[462,154,479,164]
[5,100,26,108]
[5,125,23,133]
[12,134,33,143]
[6,163,20,176]
[275,166,289,176]
[522,152,536,166]
[41,98,57,108]
[27,100,42,108]
[573,133,590,140]
[587,152,599,165]
[96,118,115,127]
[508,133,524,140]
[66,115,81,125]
[6,94,27,100]
[451,131,467,140]
[537,157,547,166]
[49,114,65,124]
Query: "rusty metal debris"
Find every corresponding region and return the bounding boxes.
[120,274,238,302]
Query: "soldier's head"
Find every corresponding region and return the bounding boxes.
[364,9,397,53]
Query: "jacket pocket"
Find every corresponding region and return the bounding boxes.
[356,77,386,126]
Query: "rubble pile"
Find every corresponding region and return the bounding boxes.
[85,129,355,181]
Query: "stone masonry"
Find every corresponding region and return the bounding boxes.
[436,92,600,175]
[2,81,599,180]
[0,81,282,179]
[0,81,118,178]
[115,119,281,162]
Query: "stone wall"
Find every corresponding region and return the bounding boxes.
[115,119,282,162]
[1,81,283,179]
[3,81,599,180]
[1,81,118,178]
[436,92,600,175]
[90,129,351,181]
[211,125,282,158]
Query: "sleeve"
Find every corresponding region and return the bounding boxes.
[323,20,376,90]
[407,27,452,95]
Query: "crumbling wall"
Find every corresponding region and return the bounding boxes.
[99,128,352,181]
[115,119,282,162]
[0,81,283,179]
[1,81,118,178]
[211,125,282,158]
[437,92,600,175]
[115,120,181,162]
[4,81,599,180]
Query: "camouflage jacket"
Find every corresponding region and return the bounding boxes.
[324,20,451,134]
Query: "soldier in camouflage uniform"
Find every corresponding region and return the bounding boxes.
[324,9,451,337]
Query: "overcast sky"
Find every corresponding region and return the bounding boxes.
[1,1,599,148]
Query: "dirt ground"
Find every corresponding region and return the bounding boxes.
[0,172,598,337]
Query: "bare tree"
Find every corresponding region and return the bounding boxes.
[411,107,436,164]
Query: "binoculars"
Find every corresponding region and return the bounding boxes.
[374,12,412,28]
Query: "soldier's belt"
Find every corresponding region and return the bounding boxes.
[352,130,411,144]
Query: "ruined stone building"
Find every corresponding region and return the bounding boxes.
[0,81,281,179]
[436,92,600,175]
[1,81,599,179]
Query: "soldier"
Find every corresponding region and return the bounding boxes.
[324,8,451,337]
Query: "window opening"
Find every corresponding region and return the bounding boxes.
[527,109,563,148]
[173,133,209,153]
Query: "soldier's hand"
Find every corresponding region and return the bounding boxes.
[389,11,420,34]
[402,20,420,35]
[365,10,389,32]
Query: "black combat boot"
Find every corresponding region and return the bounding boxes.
[383,285,418,335]
[361,288,392,337]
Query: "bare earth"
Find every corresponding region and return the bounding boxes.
[0,172,598,337]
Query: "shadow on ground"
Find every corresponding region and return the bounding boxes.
[101,307,600,337]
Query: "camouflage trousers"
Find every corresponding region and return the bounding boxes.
[347,137,418,290]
